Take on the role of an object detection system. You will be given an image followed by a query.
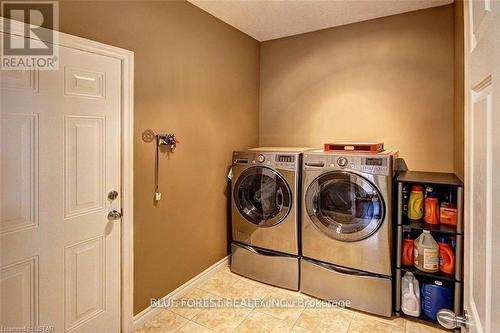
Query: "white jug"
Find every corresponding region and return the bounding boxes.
[401,272,421,317]
[414,230,439,273]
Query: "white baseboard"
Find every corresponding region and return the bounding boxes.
[133,255,230,330]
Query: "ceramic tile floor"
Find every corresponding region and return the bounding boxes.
[134,266,447,333]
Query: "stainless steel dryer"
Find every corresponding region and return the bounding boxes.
[230,147,310,290]
[300,149,398,317]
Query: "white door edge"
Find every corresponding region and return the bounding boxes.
[0,17,135,333]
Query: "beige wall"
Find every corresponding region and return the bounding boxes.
[57,0,461,316]
[454,0,465,180]
[260,5,455,173]
[59,1,260,314]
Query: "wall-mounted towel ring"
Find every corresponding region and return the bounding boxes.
[142,129,179,201]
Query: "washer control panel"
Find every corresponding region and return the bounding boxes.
[233,151,298,171]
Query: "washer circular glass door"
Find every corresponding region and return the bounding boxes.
[234,166,292,227]
[305,171,385,241]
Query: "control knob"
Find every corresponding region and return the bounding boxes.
[337,157,348,167]
[257,154,266,163]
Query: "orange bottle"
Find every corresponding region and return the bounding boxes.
[437,235,455,274]
[402,234,414,266]
[424,191,440,225]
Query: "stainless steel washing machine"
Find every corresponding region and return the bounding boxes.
[230,147,311,290]
[300,149,398,317]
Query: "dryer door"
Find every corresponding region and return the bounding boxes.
[234,166,292,227]
[305,171,385,241]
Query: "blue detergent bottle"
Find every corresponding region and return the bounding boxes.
[421,280,453,320]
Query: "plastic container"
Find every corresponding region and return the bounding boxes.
[437,235,455,274]
[414,230,439,273]
[408,185,424,220]
[440,203,457,225]
[401,272,421,317]
[421,280,453,320]
[424,191,440,225]
[402,233,414,266]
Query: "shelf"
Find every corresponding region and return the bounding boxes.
[399,218,461,235]
[398,266,456,283]
[397,311,436,324]
[397,312,454,331]
[397,171,463,186]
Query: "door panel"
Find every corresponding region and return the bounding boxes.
[64,236,105,331]
[64,115,105,218]
[469,0,492,51]
[0,113,38,234]
[0,257,38,328]
[0,37,122,332]
[470,84,491,331]
[464,0,500,332]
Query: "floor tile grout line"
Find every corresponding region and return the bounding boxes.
[345,313,354,333]
[172,314,190,333]
[230,306,255,333]
[187,319,218,332]
[251,306,304,332]
[288,307,307,333]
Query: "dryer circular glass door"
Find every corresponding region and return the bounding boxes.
[305,171,385,241]
[234,166,292,227]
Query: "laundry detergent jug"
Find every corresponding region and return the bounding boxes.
[414,230,439,273]
[437,235,455,275]
[424,191,440,225]
[421,281,452,321]
[408,185,424,220]
[402,233,414,266]
[401,272,421,317]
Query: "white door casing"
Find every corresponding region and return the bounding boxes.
[0,19,134,333]
[464,0,499,332]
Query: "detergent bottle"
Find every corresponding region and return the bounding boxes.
[401,272,421,317]
[414,230,439,273]
[402,233,414,266]
[408,185,424,220]
[424,190,440,225]
[437,235,455,275]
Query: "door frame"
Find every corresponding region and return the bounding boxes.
[0,18,135,332]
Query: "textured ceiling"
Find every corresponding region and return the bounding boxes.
[187,0,453,41]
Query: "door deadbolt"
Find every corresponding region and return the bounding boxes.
[108,190,119,200]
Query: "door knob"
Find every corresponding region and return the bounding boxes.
[437,309,470,331]
[108,210,122,221]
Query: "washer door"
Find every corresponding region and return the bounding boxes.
[234,166,292,227]
[305,171,385,242]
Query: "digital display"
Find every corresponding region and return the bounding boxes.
[364,158,385,166]
[276,155,295,163]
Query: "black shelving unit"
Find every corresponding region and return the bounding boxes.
[394,171,464,331]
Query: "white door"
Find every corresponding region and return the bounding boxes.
[0,33,122,332]
[463,0,500,332]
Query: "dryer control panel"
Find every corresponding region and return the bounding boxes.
[303,151,398,176]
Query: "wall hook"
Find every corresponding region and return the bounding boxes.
[142,129,180,201]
